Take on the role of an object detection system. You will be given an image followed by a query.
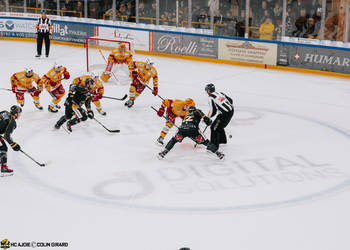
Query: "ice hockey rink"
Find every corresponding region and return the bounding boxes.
[1,40,350,250]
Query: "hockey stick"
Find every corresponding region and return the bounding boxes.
[20,149,48,167]
[0,87,12,92]
[102,94,127,101]
[93,117,120,133]
[98,49,121,84]
[194,125,209,148]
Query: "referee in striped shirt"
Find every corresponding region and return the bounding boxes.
[35,10,52,58]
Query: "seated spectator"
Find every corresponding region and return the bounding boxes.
[214,9,224,35]
[160,11,172,26]
[125,2,135,22]
[309,0,322,16]
[62,0,74,16]
[197,9,210,29]
[257,9,271,27]
[259,17,275,40]
[255,1,271,26]
[274,19,283,40]
[293,8,308,37]
[285,5,296,36]
[301,17,320,38]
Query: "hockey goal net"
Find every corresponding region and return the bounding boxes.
[85,36,135,73]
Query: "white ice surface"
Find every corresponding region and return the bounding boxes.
[1,40,350,250]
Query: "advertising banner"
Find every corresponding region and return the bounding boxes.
[152,32,218,58]
[51,21,94,43]
[277,44,350,74]
[0,18,94,43]
[218,39,277,65]
[97,26,150,51]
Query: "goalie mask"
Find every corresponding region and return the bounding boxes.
[90,72,99,81]
[119,43,126,52]
[145,58,154,69]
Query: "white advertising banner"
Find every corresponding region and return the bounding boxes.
[97,26,150,52]
[0,18,36,33]
[218,39,277,65]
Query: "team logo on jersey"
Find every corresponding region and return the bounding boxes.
[0,239,10,249]
[5,20,14,30]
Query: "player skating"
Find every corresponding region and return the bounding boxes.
[72,73,106,115]
[42,63,70,113]
[54,78,94,132]
[101,43,134,83]
[205,83,234,149]
[124,58,158,108]
[10,68,43,110]
[0,105,22,176]
[156,98,195,145]
[158,106,225,160]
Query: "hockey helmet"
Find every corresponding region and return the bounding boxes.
[145,57,154,66]
[10,105,22,116]
[90,72,99,80]
[205,83,215,93]
[53,62,63,71]
[85,78,94,87]
[184,98,195,107]
[119,43,126,50]
[25,67,33,77]
[188,106,196,112]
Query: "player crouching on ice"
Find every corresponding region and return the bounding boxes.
[10,68,43,110]
[72,73,106,115]
[156,98,195,145]
[124,58,158,108]
[158,106,225,160]
[0,105,22,176]
[101,43,134,83]
[42,63,70,113]
[54,78,94,132]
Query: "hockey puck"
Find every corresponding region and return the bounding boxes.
[229,135,232,139]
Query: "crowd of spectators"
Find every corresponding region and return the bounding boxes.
[4,0,330,41]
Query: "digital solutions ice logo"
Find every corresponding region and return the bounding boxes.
[5,20,14,30]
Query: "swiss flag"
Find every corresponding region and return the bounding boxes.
[294,53,301,60]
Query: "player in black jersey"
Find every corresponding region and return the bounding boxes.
[158,106,224,160]
[54,79,94,132]
[0,105,22,176]
[205,83,234,149]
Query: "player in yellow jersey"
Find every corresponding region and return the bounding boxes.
[72,73,106,115]
[41,63,70,113]
[10,68,43,110]
[101,43,134,82]
[124,58,158,108]
[156,98,195,145]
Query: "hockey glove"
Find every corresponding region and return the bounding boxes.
[131,71,138,80]
[157,107,165,117]
[11,142,21,151]
[63,71,70,80]
[87,110,94,119]
[96,93,103,99]
[152,87,158,96]
[203,116,212,126]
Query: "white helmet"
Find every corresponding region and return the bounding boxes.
[54,62,63,71]
[90,71,99,80]
[24,67,33,76]
[145,57,154,66]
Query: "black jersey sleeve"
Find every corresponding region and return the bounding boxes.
[3,118,16,145]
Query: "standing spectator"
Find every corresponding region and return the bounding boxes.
[198,9,210,29]
[293,0,305,16]
[285,5,296,36]
[274,19,283,40]
[255,1,271,26]
[35,10,52,58]
[223,11,237,37]
[74,1,84,17]
[293,8,308,37]
[273,1,283,23]
[301,17,320,38]
[259,17,275,40]
[236,9,246,37]
[125,2,135,22]
[62,0,74,16]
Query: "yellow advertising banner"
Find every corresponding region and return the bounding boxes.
[219,39,277,65]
